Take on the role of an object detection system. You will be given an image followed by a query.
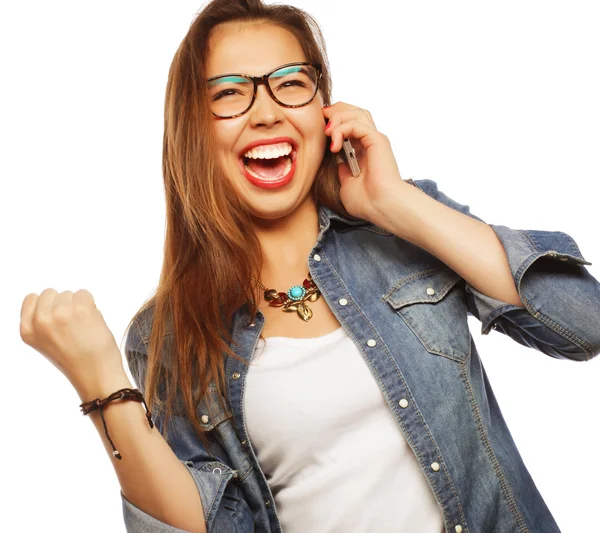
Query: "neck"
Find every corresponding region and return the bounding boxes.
[252,198,320,294]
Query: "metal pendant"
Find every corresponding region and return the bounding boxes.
[262,274,321,321]
[296,302,313,321]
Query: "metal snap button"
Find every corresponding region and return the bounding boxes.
[367,339,377,347]
[339,298,348,306]
[201,415,210,424]
[212,467,222,475]
[455,526,463,533]
[426,287,435,295]
[399,399,409,408]
[232,372,241,380]
[313,254,321,262]
[430,462,440,472]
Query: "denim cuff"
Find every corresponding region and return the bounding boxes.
[122,490,192,533]
[467,224,599,361]
[121,460,237,533]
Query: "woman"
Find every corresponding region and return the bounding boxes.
[19,0,600,532]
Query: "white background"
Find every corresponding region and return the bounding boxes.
[3,1,599,531]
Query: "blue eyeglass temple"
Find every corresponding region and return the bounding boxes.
[208,65,303,87]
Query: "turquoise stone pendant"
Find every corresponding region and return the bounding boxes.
[288,285,306,300]
[263,273,321,321]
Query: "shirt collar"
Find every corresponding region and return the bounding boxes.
[318,203,366,231]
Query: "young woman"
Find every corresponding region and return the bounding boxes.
[19,1,600,532]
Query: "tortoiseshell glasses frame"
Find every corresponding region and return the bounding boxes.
[206,62,322,119]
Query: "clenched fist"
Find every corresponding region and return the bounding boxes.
[19,288,126,397]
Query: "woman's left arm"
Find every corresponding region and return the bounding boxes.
[324,102,600,362]
[376,178,526,307]
[377,177,600,363]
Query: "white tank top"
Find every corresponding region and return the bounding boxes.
[244,326,445,532]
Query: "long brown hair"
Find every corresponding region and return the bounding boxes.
[121,0,355,449]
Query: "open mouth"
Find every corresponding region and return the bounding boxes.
[239,147,297,182]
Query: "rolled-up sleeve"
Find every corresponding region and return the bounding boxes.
[121,460,241,533]
[408,178,600,362]
[122,487,191,533]
[121,315,254,533]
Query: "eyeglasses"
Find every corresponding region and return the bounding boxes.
[207,62,322,119]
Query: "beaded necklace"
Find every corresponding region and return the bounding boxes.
[255,273,321,321]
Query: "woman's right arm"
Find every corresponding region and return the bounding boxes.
[78,374,207,533]
[19,289,248,533]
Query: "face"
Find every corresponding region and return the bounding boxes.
[206,22,327,223]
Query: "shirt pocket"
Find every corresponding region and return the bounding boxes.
[384,266,471,364]
[196,381,234,432]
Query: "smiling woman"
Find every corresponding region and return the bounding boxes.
[206,22,331,213]
[112,2,600,531]
[208,60,319,187]
[15,0,600,532]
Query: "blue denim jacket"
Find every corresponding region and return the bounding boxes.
[122,178,600,533]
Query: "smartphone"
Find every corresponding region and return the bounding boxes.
[340,138,361,177]
[325,116,361,177]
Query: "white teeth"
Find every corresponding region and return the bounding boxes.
[244,156,292,181]
[243,142,293,159]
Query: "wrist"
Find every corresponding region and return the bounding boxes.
[75,367,134,404]
[371,181,425,241]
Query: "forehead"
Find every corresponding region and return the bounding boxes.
[206,21,308,77]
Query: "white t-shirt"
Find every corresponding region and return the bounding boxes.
[244,326,445,532]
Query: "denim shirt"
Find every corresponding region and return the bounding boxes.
[122,178,600,533]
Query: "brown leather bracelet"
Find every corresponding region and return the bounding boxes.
[80,388,154,460]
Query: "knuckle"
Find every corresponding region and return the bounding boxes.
[52,306,72,323]
[34,311,53,329]
[40,288,57,297]
[75,288,92,297]
[75,289,96,308]
[74,303,93,316]
[23,293,38,304]
[19,323,34,343]
[20,294,37,317]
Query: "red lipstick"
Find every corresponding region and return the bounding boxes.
[238,136,298,190]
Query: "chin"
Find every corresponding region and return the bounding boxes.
[226,156,321,221]
[246,199,303,222]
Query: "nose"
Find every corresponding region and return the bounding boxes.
[247,83,284,128]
